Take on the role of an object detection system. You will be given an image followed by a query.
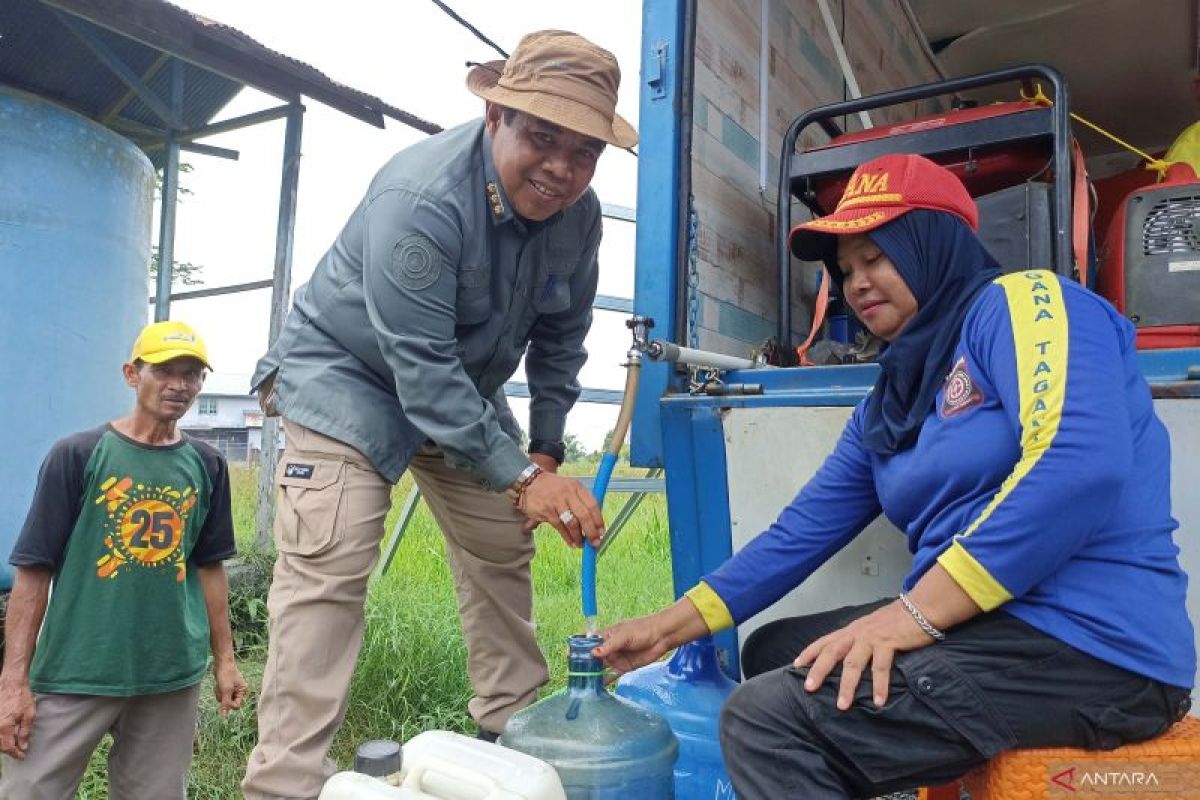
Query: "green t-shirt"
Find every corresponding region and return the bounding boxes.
[10,425,236,696]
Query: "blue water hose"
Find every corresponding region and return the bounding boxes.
[582,353,641,623]
[582,451,619,618]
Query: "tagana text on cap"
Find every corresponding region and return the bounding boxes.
[790,153,979,261]
[129,320,212,370]
[466,29,637,149]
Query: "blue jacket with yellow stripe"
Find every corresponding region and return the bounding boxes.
[691,270,1195,688]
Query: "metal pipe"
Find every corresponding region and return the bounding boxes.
[759,0,770,192]
[179,104,294,143]
[593,294,634,313]
[268,103,304,351]
[179,141,240,160]
[648,340,758,371]
[595,468,663,558]
[147,278,273,305]
[673,0,699,347]
[153,58,184,322]
[815,0,873,130]
[601,203,637,223]
[256,101,305,550]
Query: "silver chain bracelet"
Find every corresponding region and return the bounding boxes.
[899,593,946,641]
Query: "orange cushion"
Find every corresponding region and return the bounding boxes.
[963,717,1200,800]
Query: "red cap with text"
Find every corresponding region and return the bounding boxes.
[789,153,979,261]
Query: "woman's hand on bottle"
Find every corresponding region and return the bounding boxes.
[595,599,710,674]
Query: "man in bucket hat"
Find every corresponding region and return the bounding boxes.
[242,30,636,799]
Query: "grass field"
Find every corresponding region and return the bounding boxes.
[76,462,674,798]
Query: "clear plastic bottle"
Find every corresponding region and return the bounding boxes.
[501,634,678,799]
[616,637,738,800]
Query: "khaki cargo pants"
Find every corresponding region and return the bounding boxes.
[241,419,548,800]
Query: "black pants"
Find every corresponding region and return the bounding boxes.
[720,601,1192,800]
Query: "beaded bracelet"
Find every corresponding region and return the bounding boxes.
[898,593,946,642]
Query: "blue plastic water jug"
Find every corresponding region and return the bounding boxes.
[501,634,678,799]
[615,637,738,800]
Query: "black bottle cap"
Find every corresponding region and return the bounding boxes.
[354,739,402,777]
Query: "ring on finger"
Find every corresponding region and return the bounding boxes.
[559,509,576,525]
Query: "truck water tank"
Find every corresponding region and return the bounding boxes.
[0,86,153,589]
[616,637,738,800]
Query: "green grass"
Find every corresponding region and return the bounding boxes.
[76,463,673,797]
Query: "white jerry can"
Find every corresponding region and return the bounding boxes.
[320,731,567,800]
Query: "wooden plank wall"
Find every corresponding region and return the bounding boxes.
[689,0,941,355]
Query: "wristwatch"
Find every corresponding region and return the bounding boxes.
[528,438,566,465]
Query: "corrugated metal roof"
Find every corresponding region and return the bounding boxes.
[0,0,440,161]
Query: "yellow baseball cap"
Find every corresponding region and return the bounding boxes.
[129,320,212,370]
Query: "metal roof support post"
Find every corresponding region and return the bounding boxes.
[153,58,184,322]
[256,101,305,550]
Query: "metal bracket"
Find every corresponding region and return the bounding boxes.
[647,41,670,100]
[53,10,181,128]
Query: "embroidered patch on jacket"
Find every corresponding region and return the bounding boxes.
[940,357,984,418]
[283,462,315,480]
[393,234,442,290]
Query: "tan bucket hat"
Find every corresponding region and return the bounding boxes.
[467,29,638,149]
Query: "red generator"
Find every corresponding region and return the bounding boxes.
[1097,163,1200,349]
[774,65,1080,353]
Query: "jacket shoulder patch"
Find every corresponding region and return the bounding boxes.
[393,234,442,290]
[941,357,984,418]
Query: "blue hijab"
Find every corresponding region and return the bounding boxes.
[829,210,1002,454]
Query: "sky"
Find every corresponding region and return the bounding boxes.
[160,0,644,450]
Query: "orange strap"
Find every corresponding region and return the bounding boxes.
[1072,138,1090,286]
[795,268,830,366]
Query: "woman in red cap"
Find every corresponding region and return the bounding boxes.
[596,154,1194,799]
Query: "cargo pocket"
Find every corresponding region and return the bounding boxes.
[275,457,348,557]
[792,666,995,787]
[1073,682,1182,750]
[799,650,1016,787]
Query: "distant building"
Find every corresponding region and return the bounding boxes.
[179,374,275,464]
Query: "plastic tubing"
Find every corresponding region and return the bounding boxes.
[582,354,642,620]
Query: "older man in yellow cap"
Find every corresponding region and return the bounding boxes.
[0,320,245,799]
[242,29,637,799]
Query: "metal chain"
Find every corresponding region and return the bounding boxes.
[686,197,700,350]
[688,366,722,394]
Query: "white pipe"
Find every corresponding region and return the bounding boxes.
[649,340,760,371]
[815,0,873,130]
[759,0,770,192]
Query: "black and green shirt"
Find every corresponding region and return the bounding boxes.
[10,425,236,696]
